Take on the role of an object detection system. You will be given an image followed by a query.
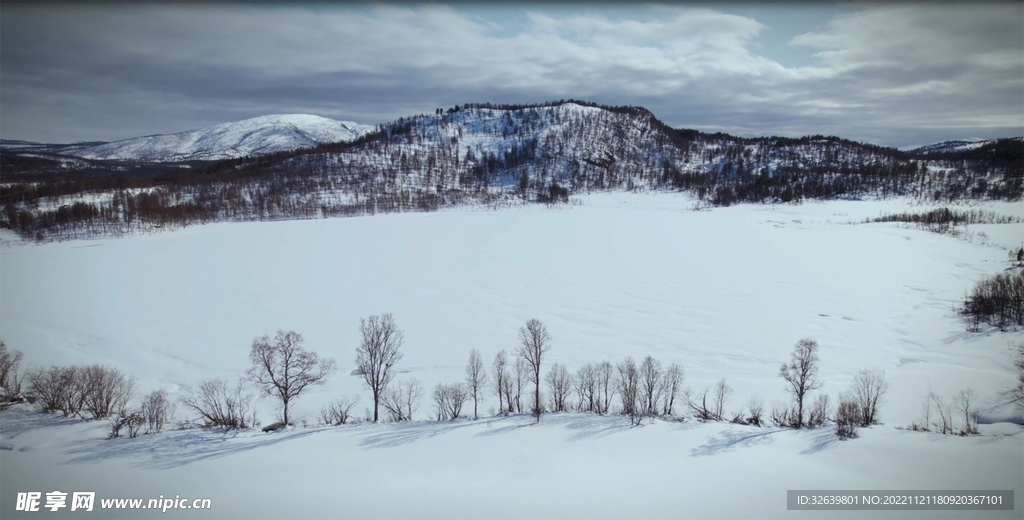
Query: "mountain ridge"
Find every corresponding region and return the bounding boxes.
[1,114,375,163]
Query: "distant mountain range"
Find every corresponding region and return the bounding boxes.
[0,114,375,162]
[1,110,1018,166]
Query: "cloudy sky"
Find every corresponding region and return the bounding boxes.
[2,2,1021,148]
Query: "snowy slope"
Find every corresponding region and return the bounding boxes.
[907,137,1024,155]
[1,195,1022,518]
[47,115,375,162]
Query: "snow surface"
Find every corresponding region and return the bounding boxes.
[1,194,1022,519]
[11,115,375,163]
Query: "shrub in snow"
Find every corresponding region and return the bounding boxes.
[28,366,84,416]
[807,394,831,428]
[433,382,469,421]
[382,378,421,422]
[79,364,135,419]
[835,394,860,440]
[684,386,715,422]
[141,389,174,434]
[769,400,799,428]
[109,410,145,439]
[320,395,360,425]
[178,378,256,429]
[745,396,765,427]
[851,369,890,426]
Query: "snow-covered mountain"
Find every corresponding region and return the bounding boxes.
[906,137,1023,155]
[9,114,375,162]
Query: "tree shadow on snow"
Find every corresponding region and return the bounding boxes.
[62,427,323,470]
[690,427,783,456]
[558,413,636,441]
[800,428,839,454]
[357,419,482,449]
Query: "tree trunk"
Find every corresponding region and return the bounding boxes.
[534,383,541,422]
[373,391,380,422]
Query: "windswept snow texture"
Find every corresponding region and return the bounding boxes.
[1,194,1022,519]
[34,115,375,162]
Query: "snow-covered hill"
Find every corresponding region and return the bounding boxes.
[8,115,375,162]
[907,137,1024,155]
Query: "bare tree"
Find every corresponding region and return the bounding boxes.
[835,393,860,439]
[512,356,526,413]
[320,395,360,425]
[79,364,135,419]
[517,319,551,421]
[779,338,823,428]
[0,340,24,395]
[433,384,448,420]
[596,360,615,414]
[929,391,954,434]
[355,314,405,422]
[141,389,174,434]
[953,388,978,435]
[712,378,732,421]
[659,363,683,416]
[639,356,663,417]
[545,362,573,412]
[617,357,642,424]
[851,369,890,426]
[808,393,831,427]
[492,350,510,414]
[28,366,83,416]
[575,363,598,412]
[466,349,487,419]
[383,378,421,422]
[179,378,256,429]
[248,330,336,426]
[433,382,469,420]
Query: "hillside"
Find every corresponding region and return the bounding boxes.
[1,100,1021,242]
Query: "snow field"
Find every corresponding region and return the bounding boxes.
[1,193,1021,518]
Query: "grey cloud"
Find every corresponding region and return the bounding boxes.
[1,3,1020,148]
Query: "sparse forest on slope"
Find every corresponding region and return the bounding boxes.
[1,100,1021,241]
